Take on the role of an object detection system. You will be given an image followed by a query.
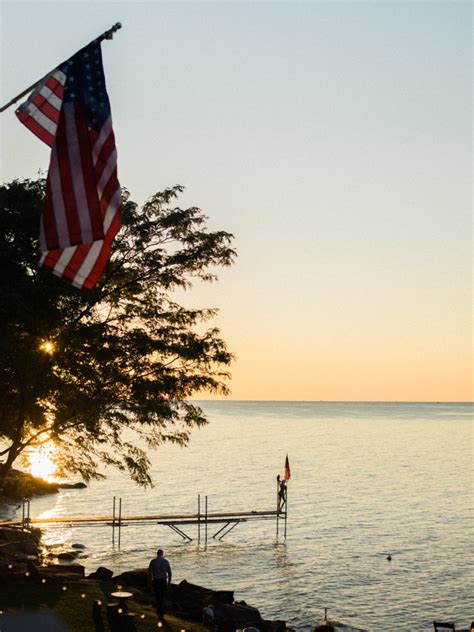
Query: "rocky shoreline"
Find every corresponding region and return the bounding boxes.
[0,524,290,631]
[0,472,345,631]
[0,468,86,502]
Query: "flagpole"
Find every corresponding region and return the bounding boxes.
[0,22,122,113]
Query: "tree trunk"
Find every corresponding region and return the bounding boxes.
[0,436,23,487]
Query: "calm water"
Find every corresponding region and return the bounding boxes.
[14,402,474,630]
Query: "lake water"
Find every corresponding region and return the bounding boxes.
[9,402,474,631]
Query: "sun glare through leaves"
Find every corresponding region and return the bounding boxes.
[27,441,60,482]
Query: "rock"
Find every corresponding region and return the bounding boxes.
[0,541,23,556]
[113,568,148,592]
[40,563,85,580]
[71,543,86,549]
[57,482,87,489]
[214,590,234,604]
[263,621,287,632]
[162,579,272,631]
[87,566,113,580]
[20,540,39,556]
[0,526,41,543]
[0,468,59,499]
[57,551,78,561]
[215,601,264,632]
[0,527,42,569]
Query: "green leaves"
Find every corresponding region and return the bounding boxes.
[0,178,236,486]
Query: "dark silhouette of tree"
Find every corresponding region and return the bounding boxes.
[0,178,236,486]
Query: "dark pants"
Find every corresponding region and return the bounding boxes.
[152,578,168,617]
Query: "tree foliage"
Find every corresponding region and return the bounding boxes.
[0,178,236,486]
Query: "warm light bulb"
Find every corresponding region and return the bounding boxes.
[81,593,86,599]
[62,586,67,591]
[39,340,55,354]
[7,564,12,570]
[97,600,102,606]
[118,608,123,614]
[41,578,46,584]
[157,622,163,628]
[117,584,122,590]
[140,614,145,619]
[25,571,30,577]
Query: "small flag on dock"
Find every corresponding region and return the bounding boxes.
[283,454,291,482]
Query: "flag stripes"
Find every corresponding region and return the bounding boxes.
[16,41,121,290]
[16,70,66,145]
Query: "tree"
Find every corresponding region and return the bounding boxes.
[0,178,236,487]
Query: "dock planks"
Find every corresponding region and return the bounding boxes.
[0,509,281,528]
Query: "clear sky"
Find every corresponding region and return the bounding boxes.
[0,1,472,401]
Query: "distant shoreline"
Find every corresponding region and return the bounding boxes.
[191,399,473,404]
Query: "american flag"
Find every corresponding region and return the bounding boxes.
[16,40,121,290]
[283,454,291,482]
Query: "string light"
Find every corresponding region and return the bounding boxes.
[140,614,145,619]
[39,340,55,354]
[81,593,86,599]
[25,571,30,577]
[157,622,163,628]
[7,564,12,570]
[118,608,123,614]
[62,585,67,591]
[97,600,102,606]
[41,578,47,584]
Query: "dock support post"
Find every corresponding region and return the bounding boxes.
[118,497,122,549]
[205,495,208,548]
[284,486,288,539]
[276,477,280,539]
[112,496,116,546]
[198,494,201,545]
[21,499,30,530]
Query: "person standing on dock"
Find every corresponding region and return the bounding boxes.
[148,548,172,618]
[277,455,291,512]
[277,475,287,512]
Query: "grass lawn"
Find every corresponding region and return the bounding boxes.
[0,579,208,632]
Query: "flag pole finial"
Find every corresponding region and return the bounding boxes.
[0,22,123,113]
[102,22,122,40]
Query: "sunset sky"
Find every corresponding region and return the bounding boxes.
[0,2,471,401]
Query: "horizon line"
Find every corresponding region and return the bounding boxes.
[190,399,473,404]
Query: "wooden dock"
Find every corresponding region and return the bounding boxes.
[0,482,289,545]
[0,509,280,528]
